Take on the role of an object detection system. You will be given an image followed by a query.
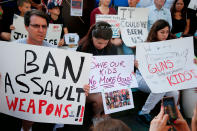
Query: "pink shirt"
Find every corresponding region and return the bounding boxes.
[90,7,117,26]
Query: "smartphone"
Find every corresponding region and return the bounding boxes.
[162,97,178,125]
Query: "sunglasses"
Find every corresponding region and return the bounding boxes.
[29,24,48,29]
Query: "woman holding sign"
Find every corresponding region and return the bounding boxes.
[90,0,116,26]
[77,21,118,126]
[135,19,180,125]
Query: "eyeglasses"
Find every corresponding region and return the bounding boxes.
[29,24,48,30]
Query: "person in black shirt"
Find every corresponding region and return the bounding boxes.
[0,0,18,41]
[170,0,190,37]
[77,21,118,126]
[77,21,117,55]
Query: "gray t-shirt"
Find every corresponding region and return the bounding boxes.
[16,38,52,47]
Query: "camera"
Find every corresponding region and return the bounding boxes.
[162,96,178,125]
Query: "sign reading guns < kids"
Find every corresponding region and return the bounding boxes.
[136,37,197,93]
[96,15,120,38]
[0,41,92,125]
[89,55,138,93]
[118,7,149,47]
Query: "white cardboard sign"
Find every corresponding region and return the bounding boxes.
[0,41,92,125]
[188,0,197,10]
[70,0,83,16]
[11,14,28,41]
[96,15,120,38]
[64,33,79,45]
[44,24,62,47]
[136,37,197,93]
[118,7,149,47]
[89,55,138,93]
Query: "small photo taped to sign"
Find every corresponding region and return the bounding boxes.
[64,33,79,48]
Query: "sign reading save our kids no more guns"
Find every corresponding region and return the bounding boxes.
[136,37,197,93]
[0,41,92,125]
[89,55,138,93]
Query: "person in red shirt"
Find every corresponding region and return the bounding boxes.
[90,0,116,26]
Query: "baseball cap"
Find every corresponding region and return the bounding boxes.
[47,2,60,9]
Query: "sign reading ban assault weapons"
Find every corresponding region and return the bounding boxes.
[0,41,92,125]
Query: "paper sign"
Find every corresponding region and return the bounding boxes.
[89,55,138,93]
[96,15,120,38]
[71,0,83,16]
[64,33,79,45]
[44,24,62,47]
[118,7,149,47]
[11,14,28,41]
[188,0,197,10]
[102,87,134,114]
[136,37,197,93]
[0,41,92,125]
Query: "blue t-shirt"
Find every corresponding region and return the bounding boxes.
[16,38,52,47]
[95,0,113,7]
[147,5,172,31]
[113,0,128,7]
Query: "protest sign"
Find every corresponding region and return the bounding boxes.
[96,15,120,38]
[11,14,28,41]
[136,37,197,93]
[118,7,149,47]
[102,87,134,114]
[71,0,83,16]
[44,24,62,47]
[89,55,138,93]
[0,41,92,125]
[64,33,79,45]
[188,0,197,10]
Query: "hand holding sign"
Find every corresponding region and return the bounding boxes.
[58,39,65,47]
[83,84,90,96]
[11,14,28,41]
[10,25,15,30]
[194,58,197,64]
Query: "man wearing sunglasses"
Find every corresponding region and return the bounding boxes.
[15,9,53,131]
[16,9,51,47]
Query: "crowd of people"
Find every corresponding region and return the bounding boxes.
[0,0,197,131]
